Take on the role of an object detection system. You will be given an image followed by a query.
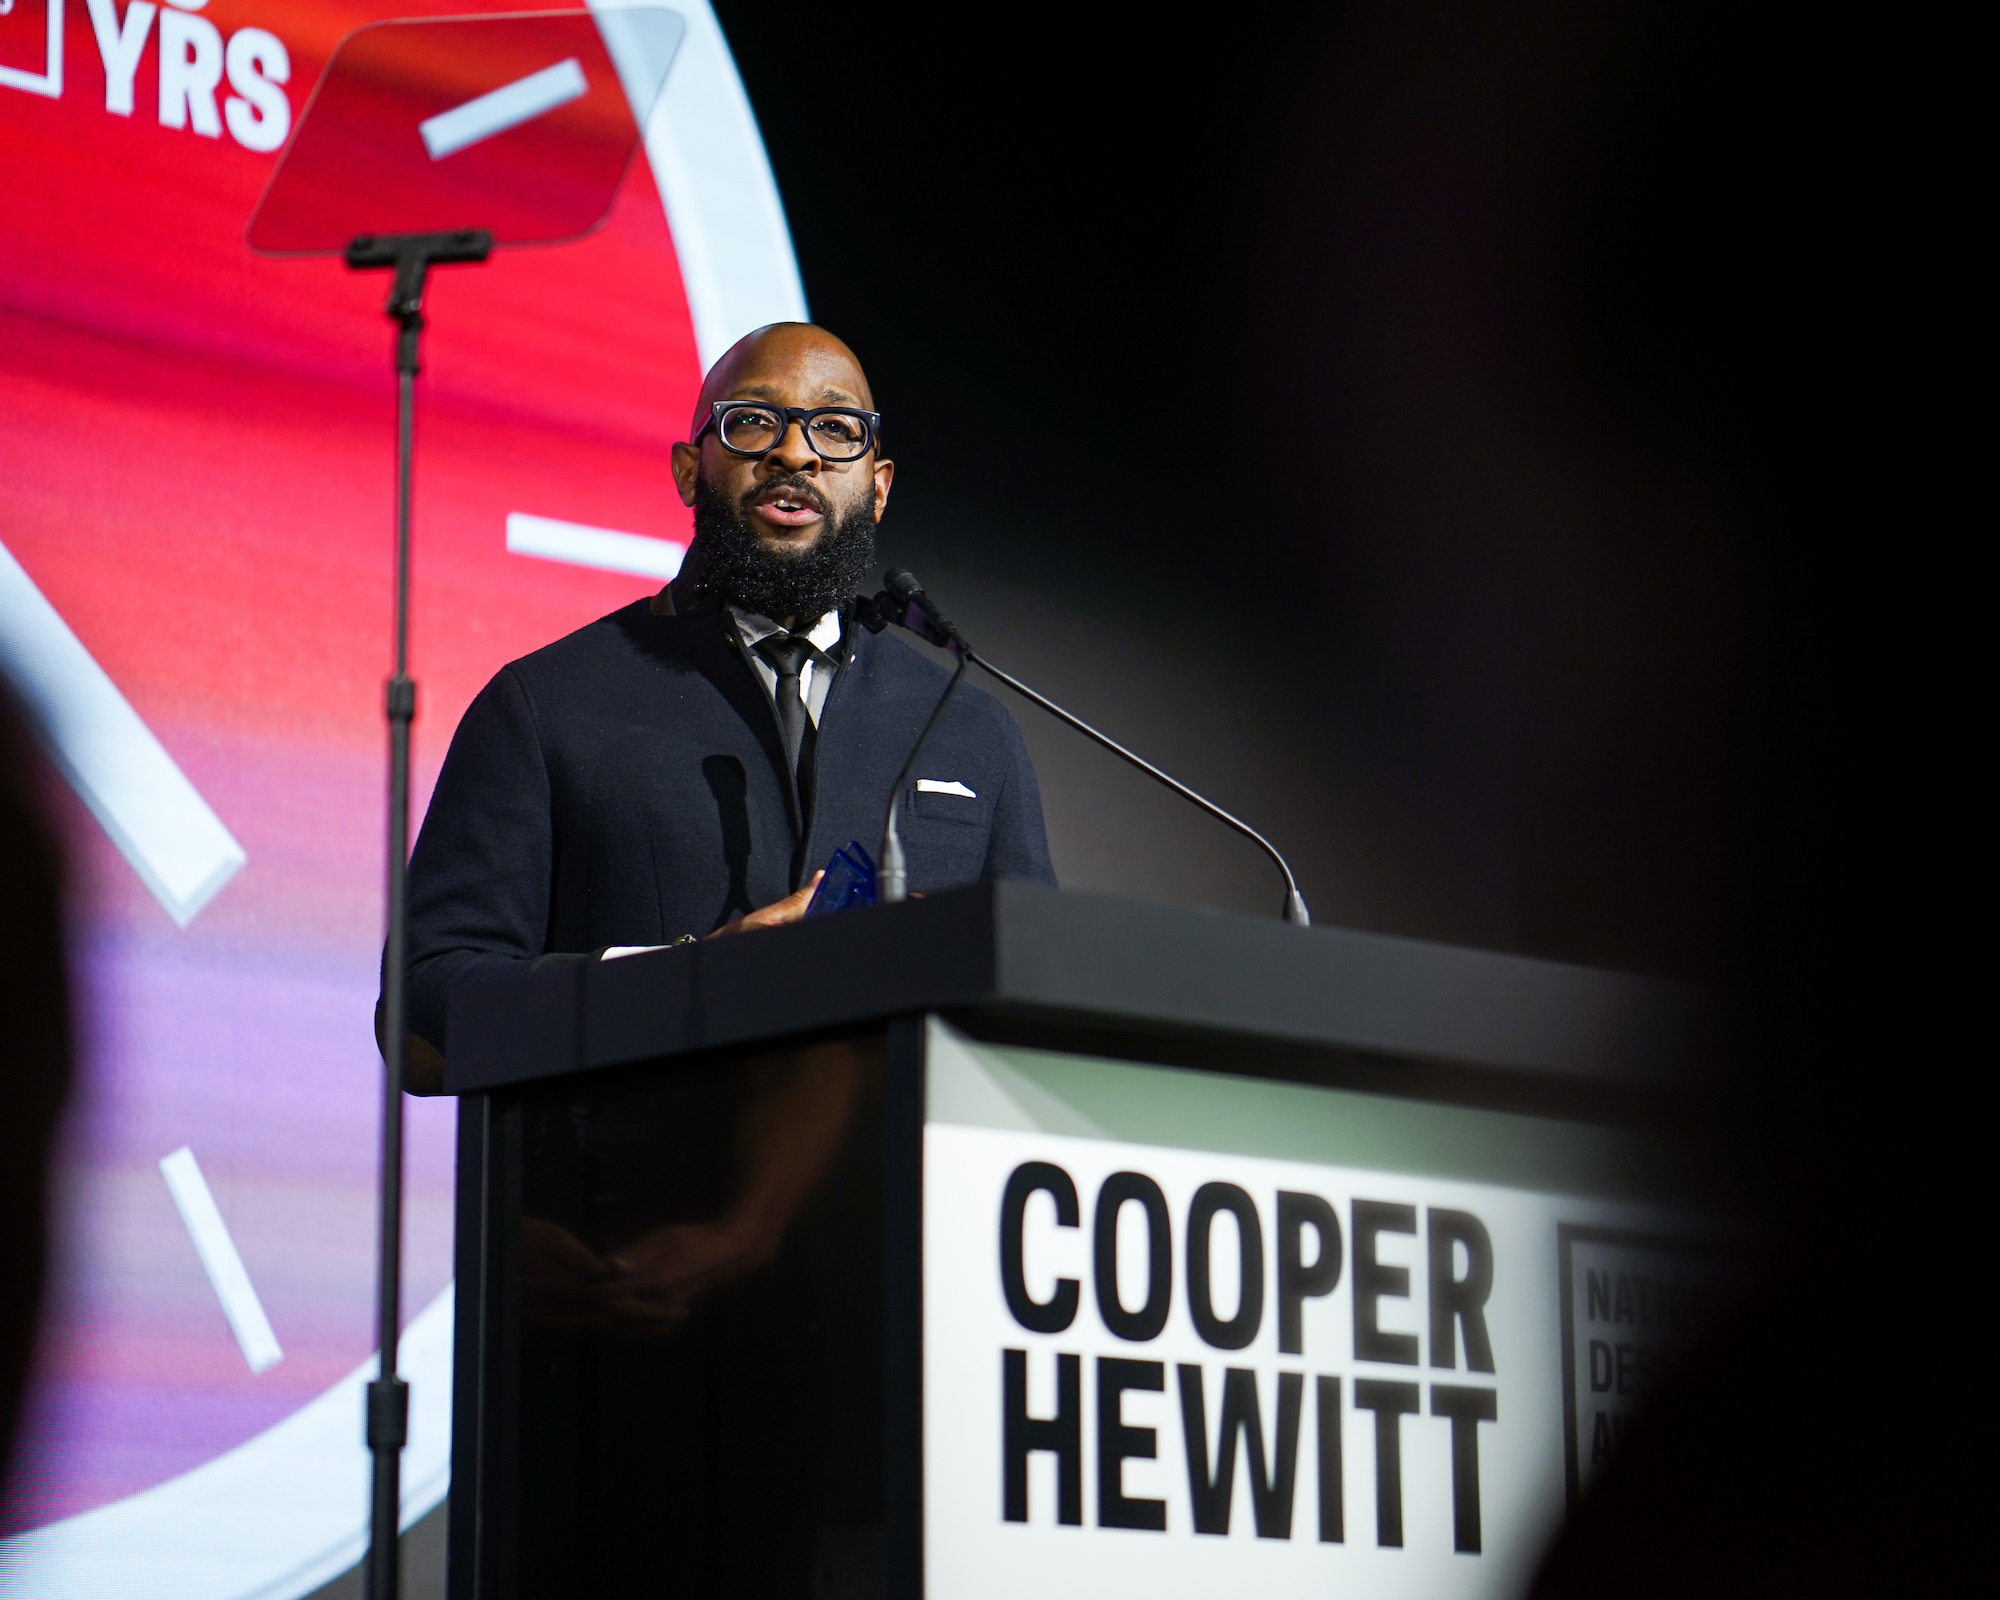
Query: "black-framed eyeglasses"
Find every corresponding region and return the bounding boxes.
[693,401,883,463]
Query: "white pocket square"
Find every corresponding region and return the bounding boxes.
[916,779,977,798]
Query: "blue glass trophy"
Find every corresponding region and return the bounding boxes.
[804,840,880,918]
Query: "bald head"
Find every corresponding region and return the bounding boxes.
[688,322,875,442]
[669,322,894,625]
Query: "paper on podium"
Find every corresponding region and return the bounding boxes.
[246,8,684,256]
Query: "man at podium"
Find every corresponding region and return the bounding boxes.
[391,321,1054,1091]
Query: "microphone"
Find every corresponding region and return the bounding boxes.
[884,568,963,649]
[868,570,1311,927]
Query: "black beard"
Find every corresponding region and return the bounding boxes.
[687,473,877,622]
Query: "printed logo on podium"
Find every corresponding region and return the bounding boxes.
[921,1022,1718,1600]
[1557,1226,1719,1507]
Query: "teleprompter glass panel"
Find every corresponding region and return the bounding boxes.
[497,1032,887,1600]
[247,9,683,256]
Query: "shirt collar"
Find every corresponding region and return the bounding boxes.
[728,605,843,660]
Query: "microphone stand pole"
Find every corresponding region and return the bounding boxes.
[877,646,970,902]
[345,227,491,1600]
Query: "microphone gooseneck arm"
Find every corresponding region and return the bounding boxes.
[874,570,1311,927]
[878,646,970,903]
[965,647,1310,927]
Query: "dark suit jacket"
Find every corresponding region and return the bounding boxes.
[398,592,1055,1051]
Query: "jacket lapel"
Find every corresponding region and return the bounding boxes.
[666,610,804,854]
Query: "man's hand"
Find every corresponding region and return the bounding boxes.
[704,871,823,938]
[520,1217,682,1333]
[606,1218,776,1320]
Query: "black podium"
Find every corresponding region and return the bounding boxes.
[441,882,1715,1600]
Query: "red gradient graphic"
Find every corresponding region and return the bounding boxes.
[2,0,703,1524]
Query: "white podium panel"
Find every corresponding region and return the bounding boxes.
[922,1021,1709,1600]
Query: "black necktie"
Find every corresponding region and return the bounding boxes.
[755,633,815,783]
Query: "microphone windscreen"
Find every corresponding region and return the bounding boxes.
[885,569,922,601]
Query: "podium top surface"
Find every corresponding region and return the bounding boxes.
[444,882,1708,1117]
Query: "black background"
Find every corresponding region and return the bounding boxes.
[704,19,1971,1583]
[708,0,1863,994]
[708,0,1942,1200]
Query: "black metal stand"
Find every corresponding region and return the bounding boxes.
[345,227,491,1600]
